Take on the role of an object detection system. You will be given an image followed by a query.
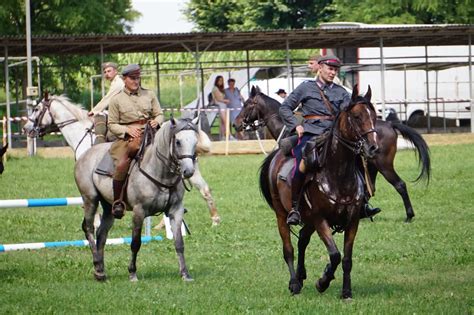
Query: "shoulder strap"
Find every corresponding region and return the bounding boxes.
[317,85,336,116]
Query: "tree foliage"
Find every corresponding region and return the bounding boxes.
[184,0,473,32]
[184,0,334,31]
[329,0,473,24]
[0,0,140,104]
[0,0,140,35]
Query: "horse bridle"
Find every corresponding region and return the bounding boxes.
[28,97,80,137]
[333,101,377,156]
[241,93,279,131]
[138,120,199,191]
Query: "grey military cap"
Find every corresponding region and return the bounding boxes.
[122,64,141,77]
[317,55,342,67]
[102,62,118,70]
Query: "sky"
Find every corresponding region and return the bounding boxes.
[130,0,194,34]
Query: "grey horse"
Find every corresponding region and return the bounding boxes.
[75,118,198,282]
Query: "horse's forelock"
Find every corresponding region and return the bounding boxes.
[346,95,374,113]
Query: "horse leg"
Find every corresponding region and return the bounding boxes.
[169,209,193,281]
[189,164,221,225]
[275,210,300,294]
[93,212,102,233]
[341,220,360,300]
[296,223,316,287]
[81,197,105,281]
[376,160,415,222]
[128,207,145,282]
[314,220,341,293]
[94,201,115,281]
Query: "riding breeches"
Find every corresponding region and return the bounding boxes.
[110,135,142,181]
[93,113,107,144]
[291,134,313,180]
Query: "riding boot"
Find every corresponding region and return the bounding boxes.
[112,179,126,219]
[360,201,381,220]
[93,114,107,145]
[287,174,305,225]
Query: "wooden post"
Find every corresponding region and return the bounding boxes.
[225,108,230,156]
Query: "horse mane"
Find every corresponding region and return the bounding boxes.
[259,93,282,113]
[52,95,89,120]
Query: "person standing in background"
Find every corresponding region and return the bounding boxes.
[211,75,230,140]
[224,78,244,140]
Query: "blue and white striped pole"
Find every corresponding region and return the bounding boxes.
[0,197,184,239]
[0,197,83,208]
[0,236,163,252]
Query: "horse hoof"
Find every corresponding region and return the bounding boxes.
[94,272,107,282]
[343,297,353,303]
[129,273,138,282]
[289,279,302,295]
[182,274,194,282]
[315,279,328,293]
[211,216,221,226]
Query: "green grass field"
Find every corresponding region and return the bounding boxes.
[0,144,473,314]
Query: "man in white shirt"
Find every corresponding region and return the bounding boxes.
[88,62,124,144]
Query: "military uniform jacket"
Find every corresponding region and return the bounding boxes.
[108,87,164,139]
[90,75,125,114]
[279,80,350,135]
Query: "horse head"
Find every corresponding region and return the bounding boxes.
[23,94,85,138]
[337,85,378,159]
[234,85,265,132]
[165,116,200,179]
[23,94,57,138]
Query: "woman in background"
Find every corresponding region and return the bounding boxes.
[211,75,230,140]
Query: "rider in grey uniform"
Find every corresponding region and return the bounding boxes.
[280,55,381,225]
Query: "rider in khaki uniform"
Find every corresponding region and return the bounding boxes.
[108,64,164,218]
[88,62,124,145]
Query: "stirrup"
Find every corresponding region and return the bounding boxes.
[286,210,301,226]
[112,200,126,219]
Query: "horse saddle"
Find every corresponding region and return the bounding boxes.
[277,158,295,183]
[95,151,114,177]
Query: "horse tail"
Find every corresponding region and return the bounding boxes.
[259,149,279,210]
[391,122,431,183]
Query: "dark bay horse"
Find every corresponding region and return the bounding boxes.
[236,86,431,222]
[259,87,379,298]
[0,143,7,174]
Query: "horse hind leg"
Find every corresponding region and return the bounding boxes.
[274,208,300,295]
[93,200,115,281]
[296,223,316,288]
[377,163,415,222]
[81,197,107,281]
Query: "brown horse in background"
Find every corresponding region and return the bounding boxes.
[259,86,378,298]
[0,143,8,174]
[236,86,431,222]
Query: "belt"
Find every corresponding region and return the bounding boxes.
[126,119,149,125]
[304,115,334,120]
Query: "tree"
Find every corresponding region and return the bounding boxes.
[185,0,473,32]
[184,0,334,31]
[0,0,140,103]
[322,0,473,24]
[0,0,140,35]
